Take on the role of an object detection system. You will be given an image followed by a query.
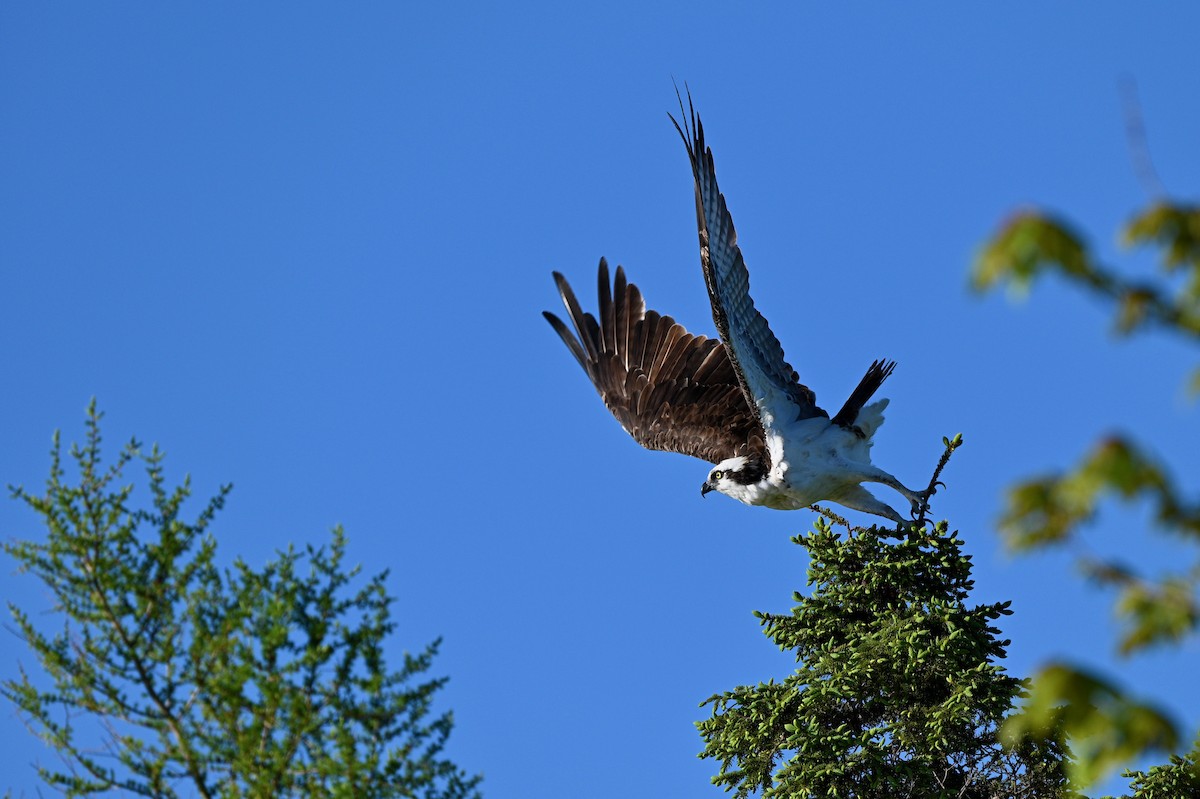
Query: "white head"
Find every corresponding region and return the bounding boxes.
[700,455,769,505]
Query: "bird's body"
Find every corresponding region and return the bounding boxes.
[712,414,919,520]
[543,91,930,524]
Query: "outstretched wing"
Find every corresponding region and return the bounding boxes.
[670,90,828,433]
[544,259,767,466]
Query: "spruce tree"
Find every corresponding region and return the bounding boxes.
[698,439,1072,798]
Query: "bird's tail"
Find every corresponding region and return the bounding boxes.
[831,360,896,437]
[853,398,889,440]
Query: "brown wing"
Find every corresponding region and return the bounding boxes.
[669,88,829,428]
[544,259,767,466]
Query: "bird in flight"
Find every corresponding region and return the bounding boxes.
[543,91,932,523]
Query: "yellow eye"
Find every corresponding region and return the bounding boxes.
[712,470,723,481]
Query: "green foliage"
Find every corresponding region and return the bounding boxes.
[973,204,1200,338]
[1000,663,1176,789]
[1104,740,1200,799]
[697,441,1072,798]
[972,200,1200,794]
[3,402,481,799]
[1001,438,1199,656]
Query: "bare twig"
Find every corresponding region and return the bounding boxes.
[1118,75,1167,199]
[915,434,962,528]
[808,504,853,532]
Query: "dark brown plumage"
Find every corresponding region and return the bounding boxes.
[543,259,767,466]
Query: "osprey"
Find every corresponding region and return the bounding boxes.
[543,93,932,523]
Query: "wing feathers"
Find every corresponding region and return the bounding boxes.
[542,310,588,371]
[669,87,828,427]
[613,266,631,367]
[631,308,652,372]
[551,271,600,364]
[544,261,768,466]
[656,331,695,384]
[547,92,902,489]
[597,260,617,355]
[647,322,684,383]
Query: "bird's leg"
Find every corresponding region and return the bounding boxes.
[911,475,945,528]
[855,466,933,519]
[828,485,907,525]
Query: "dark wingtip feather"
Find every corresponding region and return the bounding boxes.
[597,258,615,354]
[613,265,630,368]
[551,270,600,362]
[668,81,702,169]
[543,310,589,372]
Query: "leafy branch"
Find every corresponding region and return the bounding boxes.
[972,198,1200,792]
[4,402,481,798]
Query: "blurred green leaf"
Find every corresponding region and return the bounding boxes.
[976,205,1200,338]
[1123,202,1200,272]
[1000,437,1200,658]
[972,212,1091,293]
[1002,662,1178,789]
[1116,287,1157,333]
[983,197,1200,796]
[1079,557,1138,587]
[1114,578,1198,654]
[998,437,1196,553]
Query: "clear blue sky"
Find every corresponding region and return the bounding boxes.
[2,4,1198,796]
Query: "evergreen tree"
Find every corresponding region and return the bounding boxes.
[4,403,481,799]
[698,439,1072,798]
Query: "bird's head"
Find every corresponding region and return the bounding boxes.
[701,456,767,503]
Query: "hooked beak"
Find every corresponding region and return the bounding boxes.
[701,481,714,498]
